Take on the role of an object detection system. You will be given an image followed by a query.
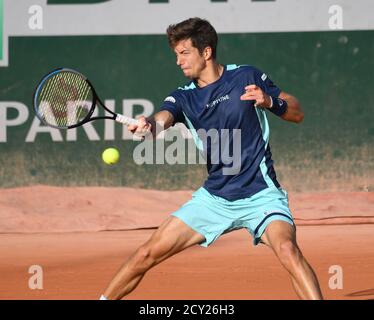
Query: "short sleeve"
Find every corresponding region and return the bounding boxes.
[253,68,281,97]
[159,90,186,125]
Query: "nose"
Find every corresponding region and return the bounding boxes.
[176,55,183,66]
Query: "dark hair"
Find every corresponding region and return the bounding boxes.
[166,18,218,59]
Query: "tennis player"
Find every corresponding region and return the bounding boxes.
[100,18,323,300]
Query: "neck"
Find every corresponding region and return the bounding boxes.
[196,62,223,88]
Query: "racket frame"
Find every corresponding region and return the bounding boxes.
[33,67,136,129]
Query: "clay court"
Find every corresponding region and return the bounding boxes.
[0,187,373,300]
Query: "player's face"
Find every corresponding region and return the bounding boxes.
[174,39,206,79]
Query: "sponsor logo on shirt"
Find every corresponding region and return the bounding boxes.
[206,94,230,109]
[164,96,176,103]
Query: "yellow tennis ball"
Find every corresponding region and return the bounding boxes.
[102,148,120,165]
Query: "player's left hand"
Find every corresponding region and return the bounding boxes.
[240,85,272,108]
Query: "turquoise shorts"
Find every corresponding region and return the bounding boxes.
[171,186,294,247]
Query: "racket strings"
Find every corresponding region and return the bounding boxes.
[58,72,91,126]
[36,71,93,127]
[73,74,92,123]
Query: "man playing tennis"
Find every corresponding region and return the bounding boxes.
[100,18,323,300]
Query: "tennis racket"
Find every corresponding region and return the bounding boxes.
[33,67,139,129]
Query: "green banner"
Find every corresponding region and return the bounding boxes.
[48,0,110,4]
[0,31,373,192]
[0,0,3,61]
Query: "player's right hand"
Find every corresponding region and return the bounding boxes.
[128,115,152,138]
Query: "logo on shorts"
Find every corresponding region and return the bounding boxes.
[264,210,283,216]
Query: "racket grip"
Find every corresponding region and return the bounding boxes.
[115,114,139,126]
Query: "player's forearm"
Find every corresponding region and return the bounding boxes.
[146,110,174,139]
[279,92,304,123]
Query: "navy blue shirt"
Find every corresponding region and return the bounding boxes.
[160,64,282,201]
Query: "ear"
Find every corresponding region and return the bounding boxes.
[203,46,213,61]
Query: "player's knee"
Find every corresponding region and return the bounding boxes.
[132,246,156,272]
[277,240,301,268]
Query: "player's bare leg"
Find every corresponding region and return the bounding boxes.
[102,216,205,300]
[261,220,323,300]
